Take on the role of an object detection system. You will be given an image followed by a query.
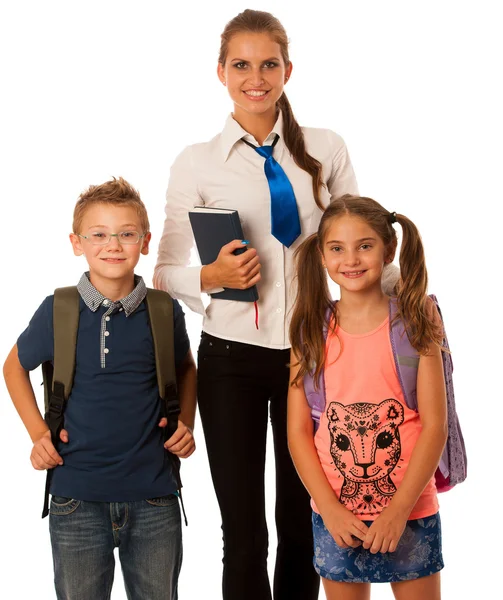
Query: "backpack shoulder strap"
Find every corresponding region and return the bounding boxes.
[145,289,178,438]
[145,289,188,524]
[303,303,334,431]
[389,298,420,411]
[52,286,80,399]
[42,285,79,519]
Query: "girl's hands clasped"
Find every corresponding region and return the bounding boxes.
[201,239,261,291]
[363,506,408,554]
[321,502,369,549]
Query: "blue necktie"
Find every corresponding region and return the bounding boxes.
[243,134,301,248]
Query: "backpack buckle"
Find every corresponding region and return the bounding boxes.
[44,381,66,443]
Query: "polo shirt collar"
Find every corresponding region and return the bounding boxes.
[220,110,285,162]
[77,272,147,317]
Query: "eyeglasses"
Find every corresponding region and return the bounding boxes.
[78,231,145,245]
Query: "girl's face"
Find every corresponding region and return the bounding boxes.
[321,214,393,294]
[217,32,292,124]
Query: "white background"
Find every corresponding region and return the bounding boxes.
[0,1,501,598]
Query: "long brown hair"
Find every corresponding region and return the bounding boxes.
[218,9,325,209]
[289,194,444,386]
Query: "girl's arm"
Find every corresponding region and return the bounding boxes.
[363,337,448,554]
[288,350,368,548]
[3,344,64,469]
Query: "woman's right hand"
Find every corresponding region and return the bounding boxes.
[201,239,261,291]
[321,502,369,549]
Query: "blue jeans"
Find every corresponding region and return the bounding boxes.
[49,494,182,600]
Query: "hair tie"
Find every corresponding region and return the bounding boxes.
[389,211,397,224]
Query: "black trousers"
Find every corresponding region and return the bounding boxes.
[197,332,320,600]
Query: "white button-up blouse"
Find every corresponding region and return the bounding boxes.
[154,112,359,349]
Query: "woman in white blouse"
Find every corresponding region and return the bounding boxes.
[155,9,358,600]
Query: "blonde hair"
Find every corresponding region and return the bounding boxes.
[73,177,149,234]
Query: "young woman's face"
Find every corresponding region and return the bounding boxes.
[321,215,393,294]
[217,32,292,124]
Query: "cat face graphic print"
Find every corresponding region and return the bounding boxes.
[312,315,439,521]
[327,399,404,515]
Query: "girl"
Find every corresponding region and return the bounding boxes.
[154,9,378,600]
[288,194,447,600]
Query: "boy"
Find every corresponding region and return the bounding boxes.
[3,177,196,600]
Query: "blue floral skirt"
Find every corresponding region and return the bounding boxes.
[312,511,444,583]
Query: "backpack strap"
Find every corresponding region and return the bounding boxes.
[303,304,333,432]
[145,289,179,439]
[390,295,467,491]
[42,286,80,518]
[145,289,188,525]
[389,298,419,411]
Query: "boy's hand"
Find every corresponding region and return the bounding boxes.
[30,429,68,470]
[362,507,407,553]
[159,419,195,458]
[321,502,369,549]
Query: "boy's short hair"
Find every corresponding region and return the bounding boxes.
[73,177,150,234]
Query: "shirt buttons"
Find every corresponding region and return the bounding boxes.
[119,308,123,312]
[104,331,110,336]
[104,348,110,354]
[276,282,281,287]
[103,300,109,306]
[105,316,110,322]
[276,308,282,313]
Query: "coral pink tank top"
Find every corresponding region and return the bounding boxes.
[312,315,438,521]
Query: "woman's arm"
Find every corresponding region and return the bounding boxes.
[287,350,368,548]
[363,332,448,553]
[154,146,209,315]
[154,146,261,312]
[326,132,359,198]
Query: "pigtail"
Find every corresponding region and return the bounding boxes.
[395,214,444,352]
[277,94,325,210]
[290,233,334,387]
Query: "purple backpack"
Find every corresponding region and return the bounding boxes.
[303,295,467,493]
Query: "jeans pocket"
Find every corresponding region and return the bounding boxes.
[145,494,179,507]
[50,496,81,516]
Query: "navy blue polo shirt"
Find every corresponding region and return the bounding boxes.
[17,273,190,502]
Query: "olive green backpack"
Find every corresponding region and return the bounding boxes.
[41,286,182,519]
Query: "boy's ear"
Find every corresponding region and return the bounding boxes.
[141,232,152,256]
[69,233,84,256]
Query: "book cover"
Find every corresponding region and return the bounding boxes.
[188,207,259,302]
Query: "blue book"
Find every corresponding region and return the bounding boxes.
[188,207,259,302]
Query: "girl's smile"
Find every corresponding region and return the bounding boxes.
[322,214,391,294]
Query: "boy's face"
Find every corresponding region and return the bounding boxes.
[70,203,150,283]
